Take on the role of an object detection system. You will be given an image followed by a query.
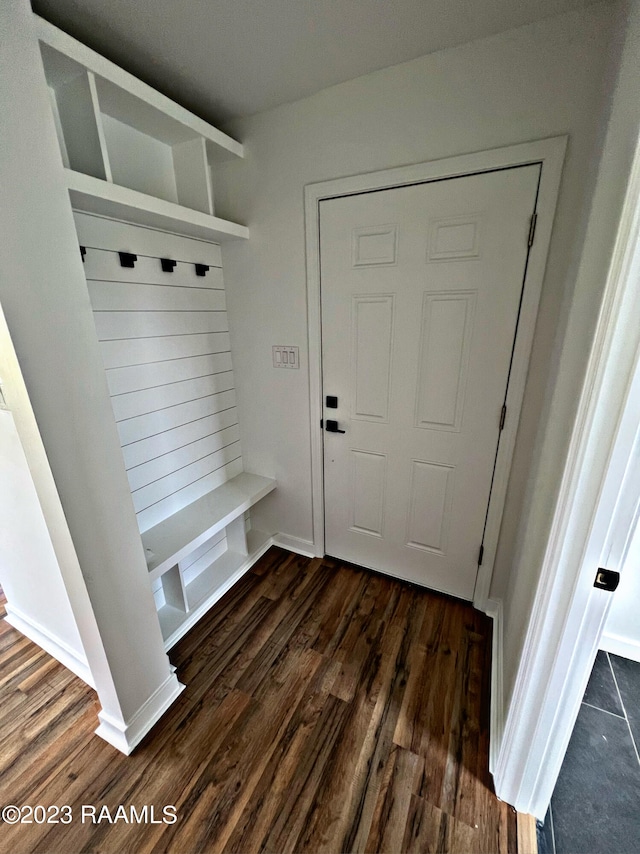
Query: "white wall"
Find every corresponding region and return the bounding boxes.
[0,0,181,750]
[602,518,640,662]
[500,0,640,714]
[0,273,105,693]
[213,3,622,565]
[0,403,90,683]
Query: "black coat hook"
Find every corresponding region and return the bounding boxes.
[194,263,209,277]
[161,258,177,272]
[119,251,137,268]
[80,246,86,262]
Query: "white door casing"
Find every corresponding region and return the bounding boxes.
[320,166,540,600]
[494,123,640,815]
[304,138,567,610]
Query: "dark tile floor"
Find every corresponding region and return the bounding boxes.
[537,651,640,854]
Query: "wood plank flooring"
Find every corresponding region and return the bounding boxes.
[0,548,528,853]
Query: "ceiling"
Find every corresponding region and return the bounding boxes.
[32,0,604,127]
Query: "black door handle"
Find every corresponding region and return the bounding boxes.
[594,568,620,591]
[325,419,346,434]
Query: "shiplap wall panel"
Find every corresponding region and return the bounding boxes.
[127,423,241,492]
[74,213,223,267]
[117,390,237,446]
[100,332,231,369]
[182,537,228,586]
[111,371,235,421]
[136,457,244,532]
[106,352,233,395]
[80,219,243,534]
[121,406,238,469]
[88,281,226,312]
[94,310,228,340]
[152,581,165,610]
[179,530,227,573]
[83,251,224,289]
[131,441,242,513]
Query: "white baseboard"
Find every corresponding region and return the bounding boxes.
[600,631,640,663]
[95,672,185,755]
[4,603,95,688]
[485,597,504,776]
[272,533,318,558]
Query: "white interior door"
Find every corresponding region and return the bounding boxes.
[320,165,540,599]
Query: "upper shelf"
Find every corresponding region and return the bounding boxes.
[34,16,242,160]
[35,14,249,243]
[65,170,249,243]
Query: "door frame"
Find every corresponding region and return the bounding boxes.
[493,126,640,815]
[304,136,567,610]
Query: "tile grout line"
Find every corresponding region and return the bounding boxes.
[581,700,626,720]
[606,652,640,767]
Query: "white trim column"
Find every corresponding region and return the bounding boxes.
[0,0,182,754]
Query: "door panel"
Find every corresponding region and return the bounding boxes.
[415,290,476,431]
[351,295,395,422]
[405,459,454,553]
[320,165,540,599]
[349,449,387,537]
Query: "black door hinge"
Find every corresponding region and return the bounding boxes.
[478,544,484,566]
[499,404,507,431]
[528,213,538,248]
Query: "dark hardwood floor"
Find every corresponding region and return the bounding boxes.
[0,548,529,853]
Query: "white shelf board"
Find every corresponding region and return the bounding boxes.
[65,170,249,242]
[185,547,246,611]
[184,529,273,611]
[39,41,85,88]
[157,603,188,642]
[34,15,243,160]
[144,473,276,581]
[246,528,271,555]
[161,530,274,649]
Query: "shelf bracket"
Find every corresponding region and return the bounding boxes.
[118,251,137,268]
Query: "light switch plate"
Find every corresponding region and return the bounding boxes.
[273,345,299,369]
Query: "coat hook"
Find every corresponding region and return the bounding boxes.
[194,263,209,277]
[119,251,137,268]
[161,258,177,272]
[80,246,86,262]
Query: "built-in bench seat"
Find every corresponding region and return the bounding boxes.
[141,472,276,648]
